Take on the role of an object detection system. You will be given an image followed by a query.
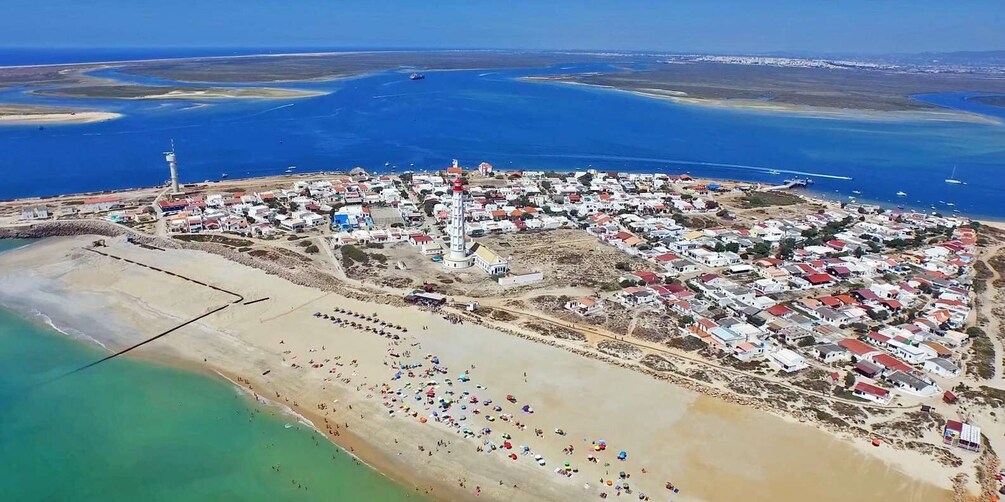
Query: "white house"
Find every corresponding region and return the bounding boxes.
[853,382,892,404]
[565,297,604,317]
[924,357,961,378]
[769,349,809,373]
[886,371,940,397]
[469,242,509,275]
[812,343,850,364]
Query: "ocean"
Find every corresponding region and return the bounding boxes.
[0,240,420,501]
[0,49,1003,218]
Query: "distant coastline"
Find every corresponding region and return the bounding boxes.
[525,77,1003,125]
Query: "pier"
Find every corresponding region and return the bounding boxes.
[763,178,812,191]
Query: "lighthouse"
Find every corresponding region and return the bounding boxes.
[442,177,473,270]
[165,140,180,194]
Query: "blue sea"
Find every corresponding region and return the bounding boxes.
[0,48,1004,219]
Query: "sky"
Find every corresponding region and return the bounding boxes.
[2,0,1003,55]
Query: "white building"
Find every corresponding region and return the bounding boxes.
[443,178,474,270]
[469,242,509,275]
[769,349,809,373]
[924,357,961,378]
[565,297,603,316]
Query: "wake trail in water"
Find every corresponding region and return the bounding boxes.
[227,103,296,121]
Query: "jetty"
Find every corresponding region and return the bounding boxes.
[763,178,812,191]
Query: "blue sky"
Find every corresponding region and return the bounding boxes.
[3,0,1003,54]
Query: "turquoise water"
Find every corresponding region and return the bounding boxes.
[0,242,420,501]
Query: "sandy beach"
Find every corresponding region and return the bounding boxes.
[0,235,957,501]
[0,109,121,125]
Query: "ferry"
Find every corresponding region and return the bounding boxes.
[784,177,814,186]
[945,166,963,184]
[409,73,425,81]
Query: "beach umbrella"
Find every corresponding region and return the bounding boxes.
[564,461,571,467]
[617,451,627,460]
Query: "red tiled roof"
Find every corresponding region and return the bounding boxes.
[873,354,912,373]
[854,382,889,398]
[805,273,833,285]
[839,338,878,356]
[766,304,792,317]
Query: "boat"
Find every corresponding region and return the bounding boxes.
[285,165,297,173]
[896,191,907,197]
[783,177,813,186]
[945,166,963,184]
[409,73,425,81]
[767,169,781,175]
[221,173,228,179]
[852,190,862,195]
[284,423,293,429]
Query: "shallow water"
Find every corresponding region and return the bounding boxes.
[0,50,1003,218]
[0,241,420,502]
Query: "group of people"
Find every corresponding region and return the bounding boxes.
[296,303,681,501]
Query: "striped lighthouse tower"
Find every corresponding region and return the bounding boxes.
[442,177,473,270]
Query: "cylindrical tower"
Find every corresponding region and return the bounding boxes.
[165,141,179,193]
[443,177,473,269]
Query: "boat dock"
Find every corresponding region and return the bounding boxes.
[763,178,812,191]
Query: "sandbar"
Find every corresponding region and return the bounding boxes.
[0,106,121,125]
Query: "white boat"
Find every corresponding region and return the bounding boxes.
[896,191,907,197]
[945,166,963,184]
[285,165,297,173]
[768,169,781,175]
[852,190,862,194]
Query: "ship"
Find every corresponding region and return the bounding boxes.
[945,165,963,184]
[409,73,425,81]
[783,177,814,186]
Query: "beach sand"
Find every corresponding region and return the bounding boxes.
[0,236,956,501]
[0,110,121,125]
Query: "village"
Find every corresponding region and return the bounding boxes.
[3,158,1001,491]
